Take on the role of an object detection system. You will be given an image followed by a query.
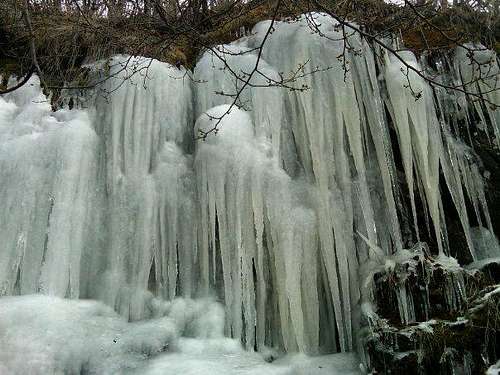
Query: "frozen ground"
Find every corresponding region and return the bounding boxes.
[135,347,360,375]
[0,295,360,375]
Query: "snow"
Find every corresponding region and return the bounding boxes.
[0,295,360,375]
[0,295,179,374]
[487,360,500,375]
[479,285,500,301]
[139,350,360,375]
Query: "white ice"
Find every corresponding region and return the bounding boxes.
[0,295,360,375]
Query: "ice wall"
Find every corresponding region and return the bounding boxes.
[0,13,497,357]
[86,57,197,320]
[0,77,98,298]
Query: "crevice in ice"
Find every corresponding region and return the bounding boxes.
[148,259,157,294]
[40,194,55,271]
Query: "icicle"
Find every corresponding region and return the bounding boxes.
[455,45,500,149]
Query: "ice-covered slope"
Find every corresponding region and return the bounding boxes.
[0,12,498,371]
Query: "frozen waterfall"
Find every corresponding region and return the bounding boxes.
[0,12,497,371]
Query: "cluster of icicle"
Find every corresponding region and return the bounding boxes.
[361,242,468,326]
[0,13,497,354]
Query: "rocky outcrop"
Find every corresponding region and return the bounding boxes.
[361,251,500,374]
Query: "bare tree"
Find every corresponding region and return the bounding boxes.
[1,0,500,120]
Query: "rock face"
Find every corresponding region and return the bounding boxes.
[361,247,500,374]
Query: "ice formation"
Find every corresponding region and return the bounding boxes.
[0,295,221,374]
[0,12,498,372]
[0,295,360,375]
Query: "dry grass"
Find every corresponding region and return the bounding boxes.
[1,0,498,96]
